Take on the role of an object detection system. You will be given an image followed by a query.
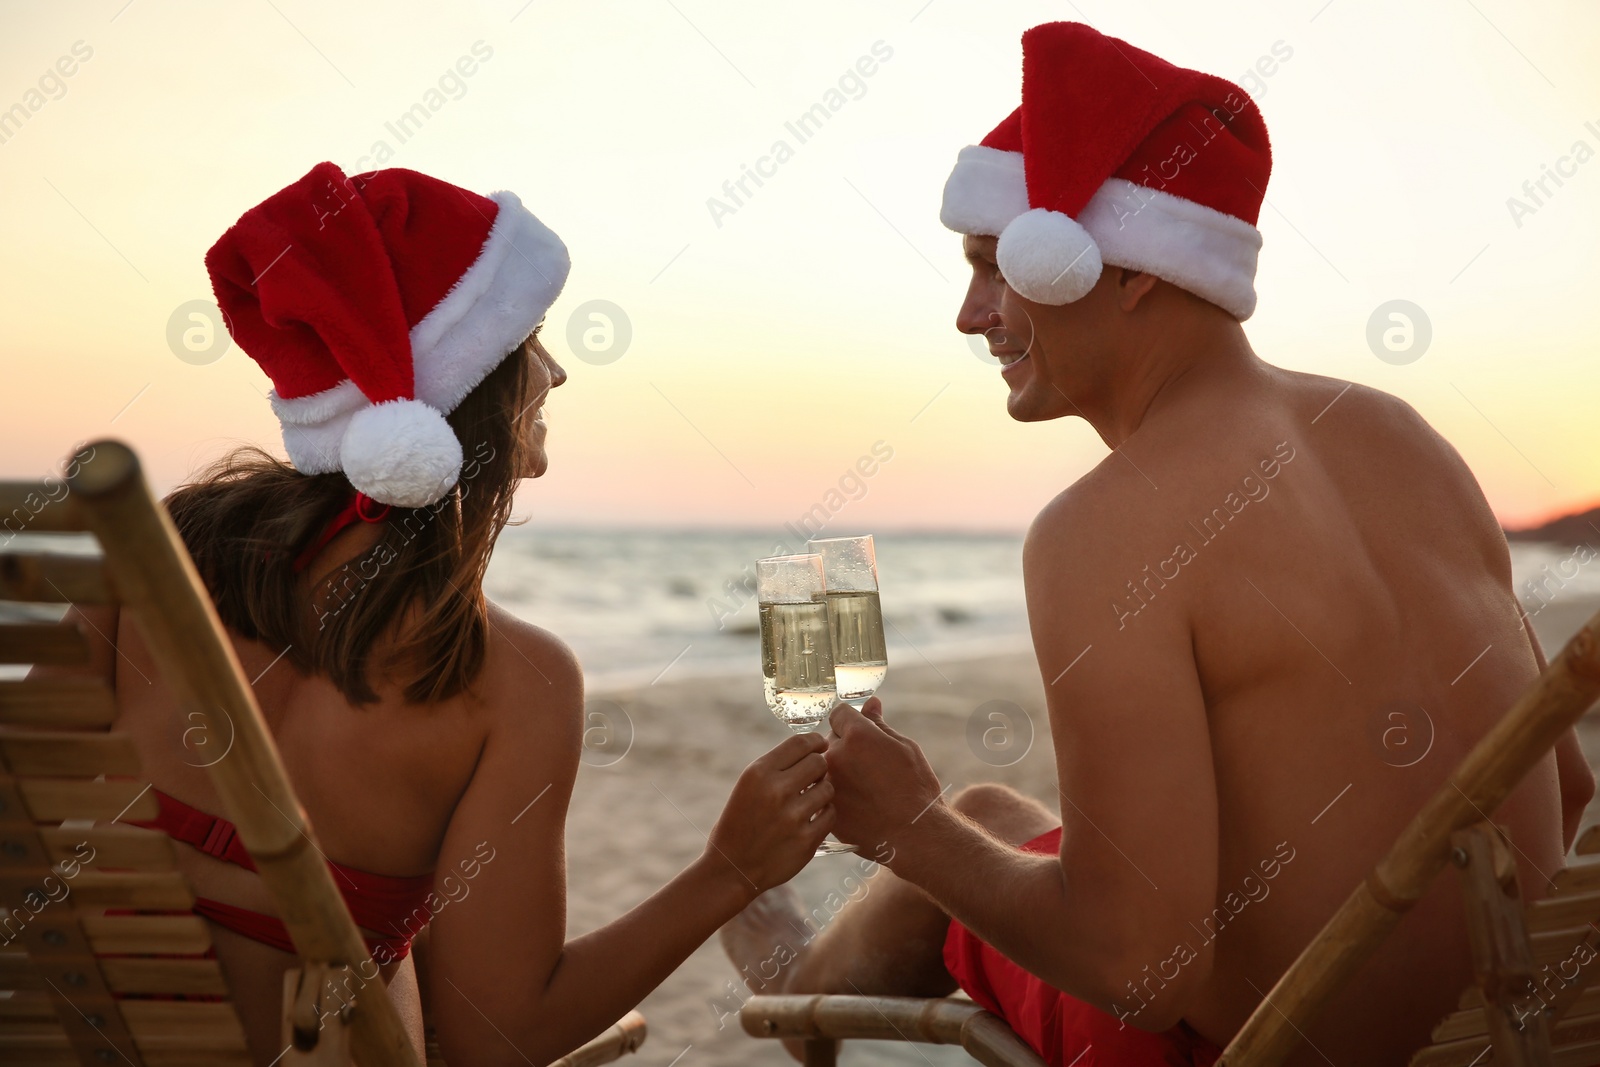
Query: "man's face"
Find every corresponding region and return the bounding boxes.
[956,234,1110,423]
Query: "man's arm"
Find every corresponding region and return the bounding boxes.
[1523,610,1594,851]
[827,494,1219,1030]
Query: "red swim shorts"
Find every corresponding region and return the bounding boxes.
[942,827,1222,1067]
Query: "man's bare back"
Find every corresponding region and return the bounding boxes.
[1039,358,1571,1061]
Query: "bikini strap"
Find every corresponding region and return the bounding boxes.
[132,789,258,872]
[291,491,392,574]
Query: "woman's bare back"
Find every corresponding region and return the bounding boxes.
[104,519,571,1061]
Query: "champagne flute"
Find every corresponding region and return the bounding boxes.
[757,554,836,730]
[808,535,888,709]
[756,554,856,856]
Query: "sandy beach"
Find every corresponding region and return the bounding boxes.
[570,643,1053,1067]
[562,591,1600,1067]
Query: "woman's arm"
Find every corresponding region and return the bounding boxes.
[427,618,832,1067]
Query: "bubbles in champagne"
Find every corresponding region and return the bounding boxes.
[759,599,836,731]
[825,589,888,704]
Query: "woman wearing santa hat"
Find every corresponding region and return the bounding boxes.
[107,161,835,1065]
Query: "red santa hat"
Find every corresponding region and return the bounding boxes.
[206,162,569,507]
[940,22,1272,320]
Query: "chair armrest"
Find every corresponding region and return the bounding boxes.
[740,995,1046,1067]
[548,1010,649,1067]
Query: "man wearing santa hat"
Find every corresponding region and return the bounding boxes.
[722,21,1594,1066]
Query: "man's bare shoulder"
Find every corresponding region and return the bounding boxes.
[1283,371,1494,513]
[1278,369,1444,454]
[1025,461,1133,569]
[1022,459,1176,618]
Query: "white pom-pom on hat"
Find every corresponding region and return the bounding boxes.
[996,208,1104,306]
[340,398,463,508]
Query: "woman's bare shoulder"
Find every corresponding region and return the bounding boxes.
[478,601,584,731]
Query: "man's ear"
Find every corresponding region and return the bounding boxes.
[1115,268,1159,312]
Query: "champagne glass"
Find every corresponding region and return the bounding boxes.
[757,554,836,730]
[756,554,855,856]
[807,535,888,709]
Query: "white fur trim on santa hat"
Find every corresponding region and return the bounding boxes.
[939,146,1029,238]
[1081,178,1262,321]
[413,191,570,415]
[271,379,363,474]
[282,419,348,476]
[271,378,366,428]
[340,398,463,507]
[996,208,1104,306]
[940,153,1263,320]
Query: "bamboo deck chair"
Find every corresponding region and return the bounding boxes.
[0,440,649,1067]
[738,994,1047,1067]
[741,604,1600,1067]
[1403,824,1600,1066]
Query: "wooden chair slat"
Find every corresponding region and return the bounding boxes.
[1555,859,1600,894]
[0,680,115,728]
[1576,826,1600,856]
[1534,926,1598,966]
[0,1036,77,1067]
[1408,1036,1493,1067]
[1433,987,1600,1041]
[0,732,141,778]
[1553,1013,1600,1045]
[0,1052,79,1067]
[80,913,212,956]
[0,825,52,869]
[120,1000,248,1051]
[1554,1038,1600,1065]
[0,989,54,1018]
[0,624,89,667]
[0,554,112,605]
[1455,922,1595,999]
[68,870,193,910]
[100,957,229,997]
[39,824,174,871]
[16,779,157,822]
[0,484,85,535]
[140,1053,254,1067]
[0,947,44,989]
[1529,889,1600,933]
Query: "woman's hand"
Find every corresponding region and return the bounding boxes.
[704,732,834,900]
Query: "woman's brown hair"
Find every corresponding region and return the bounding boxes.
[164,338,536,705]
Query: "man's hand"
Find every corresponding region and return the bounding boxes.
[826,698,944,860]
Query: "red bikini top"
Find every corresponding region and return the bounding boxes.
[132,788,435,961]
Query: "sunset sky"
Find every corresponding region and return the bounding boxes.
[3,0,1597,531]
